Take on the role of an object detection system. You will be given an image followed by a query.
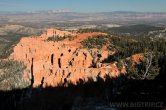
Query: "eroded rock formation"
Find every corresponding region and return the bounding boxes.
[10,29,126,87]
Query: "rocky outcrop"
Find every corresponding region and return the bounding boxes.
[45,28,75,37]
[126,53,144,66]
[10,29,126,87]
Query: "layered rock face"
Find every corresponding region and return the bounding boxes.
[10,29,126,87]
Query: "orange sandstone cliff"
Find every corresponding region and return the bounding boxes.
[10,28,126,88]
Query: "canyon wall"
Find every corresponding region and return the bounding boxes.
[10,29,126,88]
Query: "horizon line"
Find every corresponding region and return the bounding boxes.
[1,10,166,14]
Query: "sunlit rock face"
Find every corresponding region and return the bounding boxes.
[10,28,126,88]
[45,28,75,37]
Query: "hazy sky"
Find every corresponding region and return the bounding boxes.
[0,0,166,12]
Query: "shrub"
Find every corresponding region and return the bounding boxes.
[46,35,74,42]
[81,35,108,49]
[77,28,104,33]
[0,60,30,91]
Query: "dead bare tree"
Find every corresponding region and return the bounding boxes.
[142,52,153,79]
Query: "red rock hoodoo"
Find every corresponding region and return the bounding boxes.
[10,28,126,88]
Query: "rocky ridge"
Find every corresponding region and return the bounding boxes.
[10,28,126,87]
